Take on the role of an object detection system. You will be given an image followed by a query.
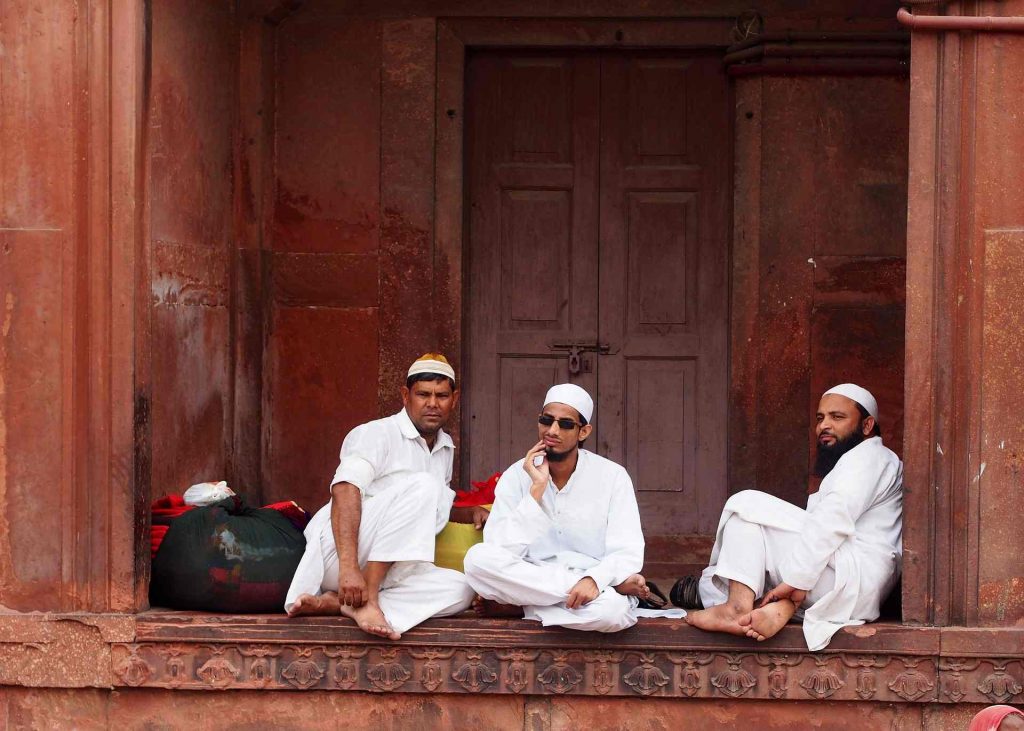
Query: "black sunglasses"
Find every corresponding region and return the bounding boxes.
[538,414,583,430]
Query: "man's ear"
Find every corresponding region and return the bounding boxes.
[400,385,410,406]
[578,424,593,443]
[451,389,461,409]
[861,415,876,436]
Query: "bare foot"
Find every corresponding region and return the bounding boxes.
[338,600,401,640]
[472,596,524,618]
[287,591,341,617]
[739,599,796,641]
[684,602,750,637]
[614,574,664,606]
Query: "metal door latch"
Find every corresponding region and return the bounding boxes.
[548,340,614,375]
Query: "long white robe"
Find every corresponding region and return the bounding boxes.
[700,436,903,650]
[284,409,474,632]
[464,449,644,632]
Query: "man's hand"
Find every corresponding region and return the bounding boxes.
[524,441,550,502]
[338,564,368,608]
[759,582,807,608]
[566,577,600,609]
[450,505,491,530]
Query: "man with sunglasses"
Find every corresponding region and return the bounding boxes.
[462,384,649,632]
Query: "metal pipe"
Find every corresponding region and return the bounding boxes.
[897,6,1024,32]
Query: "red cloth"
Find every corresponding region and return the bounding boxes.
[263,501,311,532]
[970,706,1024,731]
[454,472,501,508]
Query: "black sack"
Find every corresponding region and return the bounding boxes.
[150,495,306,612]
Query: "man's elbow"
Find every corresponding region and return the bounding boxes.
[331,481,361,501]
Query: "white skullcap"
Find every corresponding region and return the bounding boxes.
[407,353,456,382]
[543,383,594,423]
[823,383,878,422]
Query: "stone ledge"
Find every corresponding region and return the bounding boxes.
[2,612,1023,704]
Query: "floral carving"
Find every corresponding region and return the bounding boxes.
[624,656,670,697]
[114,653,153,687]
[978,665,1023,703]
[248,658,272,688]
[840,656,890,701]
[592,662,616,695]
[497,650,540,694]
[197,656,240,689]
[367,654,412,692]
[452,652,497,693]
[331,661,357,690]
[669,653,714,698]
[421,662,446,692]
[940,659,980,703]
[537,659,583,695]
[888,669,934,701]
[281,659,324,690]
[799,658,844,699]
[711,655,757,699]
[755,655,803,700]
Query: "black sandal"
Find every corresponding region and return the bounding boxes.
[670,575,704,610]
[636,580,669,610]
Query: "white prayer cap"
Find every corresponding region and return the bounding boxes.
[543,383,594,423]
[823,383,878,422]
[407,352,456,383]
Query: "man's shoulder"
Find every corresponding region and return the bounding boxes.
[837,437,903,475]
[580,450,631,480]
[345,413,401,441]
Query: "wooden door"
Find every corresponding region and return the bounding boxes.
[596,55,729,535]
[465,53,600,482]
[466,51,729,539]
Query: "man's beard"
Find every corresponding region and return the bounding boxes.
[814,427,867,477]
[544,445,575,462]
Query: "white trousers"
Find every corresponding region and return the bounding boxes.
[699,514,836,610]
[463,543,636,633]
[284,472,475,633]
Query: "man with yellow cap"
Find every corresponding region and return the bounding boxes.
[463,383,649,632]
[683,383,903,650]
[284,354,475,639]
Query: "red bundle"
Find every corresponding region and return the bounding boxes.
[454,471,501,508]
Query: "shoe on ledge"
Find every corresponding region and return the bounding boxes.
[669,575,704,610]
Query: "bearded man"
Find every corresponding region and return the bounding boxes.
[284,354,475,639]
[682,383,903,650]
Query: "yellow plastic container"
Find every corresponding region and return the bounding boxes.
[434,505,492,572]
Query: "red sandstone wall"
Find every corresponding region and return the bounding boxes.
[731,74,909,507]
[0,0,78,610]
[0,687,990,730]
[147,0,238,499]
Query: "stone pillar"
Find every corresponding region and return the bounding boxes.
[903,0,1024,626]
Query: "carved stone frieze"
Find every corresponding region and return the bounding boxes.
[711,654,757,699]
[101,640,1015,702]
[451,651,497,693]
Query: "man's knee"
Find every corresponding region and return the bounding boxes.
[585,591,634,633]
[462,542,500,580]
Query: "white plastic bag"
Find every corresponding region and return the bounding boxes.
[183,480,235,507]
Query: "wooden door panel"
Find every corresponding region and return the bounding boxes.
[627,191,698,333]
[500,188,572,330]
[598,54,729,535]
[626,358,697,494]
[466,53,599,482]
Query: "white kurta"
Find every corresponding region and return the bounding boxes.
[699,436,903,650]
[284,409,474,632]
[463,449,644,632]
